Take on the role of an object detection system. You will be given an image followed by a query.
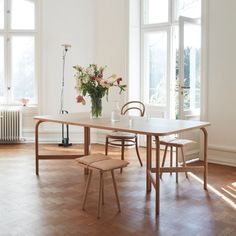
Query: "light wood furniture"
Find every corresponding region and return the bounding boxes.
[34,113,210,216]
[75,153,129,218]
[105,101,145,171]
[160,137,195,182]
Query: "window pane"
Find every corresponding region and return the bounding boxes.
[183,23,201,112]
[144,0,168,24]
[144,31,167,105]
[0,0,4,29]
[11,36,35,102]
[0,36,4,101]
[175,0,201,20]
[11,0,35,30]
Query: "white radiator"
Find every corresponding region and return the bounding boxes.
[0,108,22,142]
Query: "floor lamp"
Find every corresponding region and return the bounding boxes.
[58,44,72,147]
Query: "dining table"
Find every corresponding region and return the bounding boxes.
[34,112,210,216]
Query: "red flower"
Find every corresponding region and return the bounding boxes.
[76,95,84,103]
[90,76,96,81]
[116,77,122,85]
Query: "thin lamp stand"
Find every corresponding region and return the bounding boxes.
[58,44,72,147]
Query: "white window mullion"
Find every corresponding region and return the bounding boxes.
[6,35,11,103]
[166,27,171,118]
[4,0,10,103]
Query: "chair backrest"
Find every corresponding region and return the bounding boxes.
[121,101,145,117]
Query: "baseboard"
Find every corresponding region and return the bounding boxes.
[208,146,236,167]
[22,129,98,144]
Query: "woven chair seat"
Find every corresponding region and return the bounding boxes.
[107,131,136,139]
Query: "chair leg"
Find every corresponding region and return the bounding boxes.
[105,137,108,155]
[176,147,179,183]
[111,170,121,212]
[97,171,104,219]
[181,147,188,179]
[120,139,125,173]
[160,145,168,179]
[170,146,173,176]
[82,169,93,210]
[135,136,143,167]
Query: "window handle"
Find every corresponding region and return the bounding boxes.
[180,86,190,89]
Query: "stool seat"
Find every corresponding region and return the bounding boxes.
[76,153,111,166]
[76,153,129,218]
[160,138,195,147]
[90,159,129,171]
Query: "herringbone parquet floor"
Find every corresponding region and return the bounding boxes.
[0,144,235,236]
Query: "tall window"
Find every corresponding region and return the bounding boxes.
[141,0,201,119]
[0,0,38,105]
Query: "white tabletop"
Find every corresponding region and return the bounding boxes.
[34,113,210,136]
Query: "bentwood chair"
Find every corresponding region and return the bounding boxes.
[105,101,145,171]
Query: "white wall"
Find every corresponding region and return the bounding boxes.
[40,0,95,115]
[94,0,129,114]
[207,0,236,166]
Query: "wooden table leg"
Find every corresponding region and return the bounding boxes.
[146,135,152,193]
[201,127,208,190]
[155,136,160,216]
[84,127,91,175]
[35,120,43,175]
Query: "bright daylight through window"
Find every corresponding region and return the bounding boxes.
[142,0,201,119]
[0,0,37,105]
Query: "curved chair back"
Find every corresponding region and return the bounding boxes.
[121,101,145,117]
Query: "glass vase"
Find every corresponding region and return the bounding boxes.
[111,101,121,122]
[91,97,102,118]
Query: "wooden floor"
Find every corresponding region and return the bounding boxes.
[0,144,236,236]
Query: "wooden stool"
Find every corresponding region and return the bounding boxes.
[160,138,195,183]
[76,153,129,218]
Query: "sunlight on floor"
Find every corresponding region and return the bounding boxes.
[221,187,236,199]
[227,185,236,193]
[188,173,236,210]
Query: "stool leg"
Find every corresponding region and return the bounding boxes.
[181,147,189,179]
[111,170,121,212]
[176,147,178,183]
[102,175,105,205]
[135,136,143,167]
[160,145,168,179]
[170,146,173,176]
[82,169,93,210]
[105,137,108,155]
[120,139,125,173]
[97,172,104,219]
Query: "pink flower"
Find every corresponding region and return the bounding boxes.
[100,80,110,88]
[90,76,96,81]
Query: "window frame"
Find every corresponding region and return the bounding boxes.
[141,0,173,118]
[140,0,202,119]
[0,0,39,105]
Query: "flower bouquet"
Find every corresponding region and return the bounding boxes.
[73,64,126,118]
